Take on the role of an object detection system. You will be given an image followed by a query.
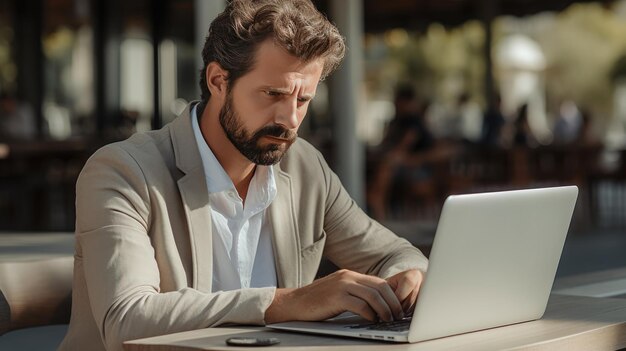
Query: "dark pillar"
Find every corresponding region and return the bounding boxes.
[151,0,165,130]
[328,0,365,207]
[93,0,121,137]
[15,0,43,137]
[480,0,498,109]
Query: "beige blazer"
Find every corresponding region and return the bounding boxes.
[58,104,428,351]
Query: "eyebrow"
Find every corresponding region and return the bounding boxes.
[262,86,315,100]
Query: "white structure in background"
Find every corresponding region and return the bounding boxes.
[611,0,626,148]
[363,99,394,146]
[608,78,626,146]
[604,78,626,170]
[602,0,626,171]
[614,80,626,141]
[72,26,94,120]
[120,36,154,132]
[495,34,551,144]
[44,100,72,139]
[159,39,179,122]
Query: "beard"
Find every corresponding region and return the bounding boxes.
[219,93,297,165]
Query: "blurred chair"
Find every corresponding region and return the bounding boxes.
[0,256,73,350]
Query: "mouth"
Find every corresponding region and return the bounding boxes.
[262,135,292,143]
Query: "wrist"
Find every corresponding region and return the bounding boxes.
[264,288,296,324]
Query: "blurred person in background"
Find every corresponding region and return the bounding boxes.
[553,100,582,145]
[481,94,507,148]
[575,110,599,147]
[512,104,538,148]
[379,85,434,154]
[368,85,446,220]
[59,1,429,350]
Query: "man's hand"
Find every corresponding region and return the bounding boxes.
[386,269,424,313]
[265,269,405,324]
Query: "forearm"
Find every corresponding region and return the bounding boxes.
[79,227,276,351]
[101,286,275,351]
[371,240,429,279]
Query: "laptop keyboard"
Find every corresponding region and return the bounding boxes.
[346,317,412,332]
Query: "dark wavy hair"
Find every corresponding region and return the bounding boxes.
[198,0,345,107]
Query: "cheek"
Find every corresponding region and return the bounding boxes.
[296,107,310,125]
[234,98,272,130]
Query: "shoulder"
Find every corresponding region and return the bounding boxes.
[78,126,178,195]
[86,126,174,172]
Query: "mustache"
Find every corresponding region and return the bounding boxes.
[254,125,297,141]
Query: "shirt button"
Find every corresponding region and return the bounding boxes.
[228,191,237,199]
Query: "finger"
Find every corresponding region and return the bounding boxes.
[359,277,404,320]
[337,270,403,320]
[344,295,377,322]
[403,286,419,312]
[403,276,423,313]
[392,270,423,301]
[347,284,394,322]
[393,277,415,304]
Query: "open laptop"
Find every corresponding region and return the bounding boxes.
[268,186,578,343]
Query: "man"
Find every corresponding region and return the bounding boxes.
[59,1,428,350]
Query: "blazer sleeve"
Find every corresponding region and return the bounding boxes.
[315,150,429,278]
[75,145,275,351]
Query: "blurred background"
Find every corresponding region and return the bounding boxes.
[1,0,626,274]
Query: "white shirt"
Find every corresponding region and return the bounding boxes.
[191,105,278,292]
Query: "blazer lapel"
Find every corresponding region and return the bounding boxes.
[170,104,213,292]
[268,169,301,288]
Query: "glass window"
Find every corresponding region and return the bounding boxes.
[119,0,154,133]
[161,0,196,125]
[41,0,95,139]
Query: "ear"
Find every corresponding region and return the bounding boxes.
[205,62,229,99]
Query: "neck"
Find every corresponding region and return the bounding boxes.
[199,100,256,201]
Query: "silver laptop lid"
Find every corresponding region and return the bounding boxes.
[409,186,578,343]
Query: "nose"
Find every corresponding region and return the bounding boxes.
[274,97,299,130]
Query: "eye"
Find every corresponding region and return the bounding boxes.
[265,90,281,97]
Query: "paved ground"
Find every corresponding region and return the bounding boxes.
[0,325,68,351]
[557,228,626,277]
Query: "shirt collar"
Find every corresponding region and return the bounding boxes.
[191,104,233,193]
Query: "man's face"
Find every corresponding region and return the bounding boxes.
[219,39,324,165]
